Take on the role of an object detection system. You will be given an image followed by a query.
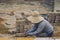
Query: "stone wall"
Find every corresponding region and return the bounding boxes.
[0,1,48,35]
[54,0,60,12]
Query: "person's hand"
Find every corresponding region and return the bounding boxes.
[23,32,29,37]
[23,32,34,37]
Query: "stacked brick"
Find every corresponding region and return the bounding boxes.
[54,13,60,26]
[48,13,60,26]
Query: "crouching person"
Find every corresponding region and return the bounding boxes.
[25,11,54,37]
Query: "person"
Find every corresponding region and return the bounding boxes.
[25,11,54,37]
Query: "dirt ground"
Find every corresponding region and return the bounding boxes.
[53,25,60,37]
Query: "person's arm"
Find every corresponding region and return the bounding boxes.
[27,24,37,33]
[27,22,46,35]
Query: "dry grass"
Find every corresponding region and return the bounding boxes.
[53,26,60,37]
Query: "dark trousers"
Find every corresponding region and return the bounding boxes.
[36,32,53,37]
